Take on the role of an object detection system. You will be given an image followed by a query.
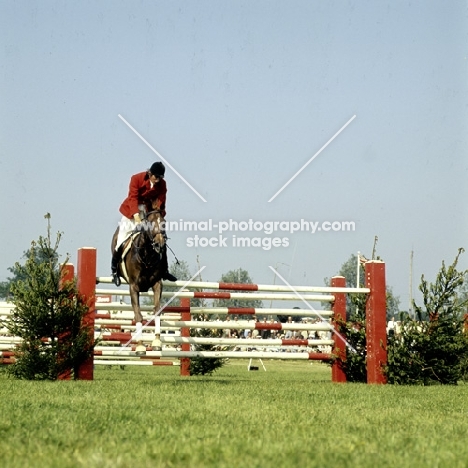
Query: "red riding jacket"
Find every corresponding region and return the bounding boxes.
[119,171,167,219]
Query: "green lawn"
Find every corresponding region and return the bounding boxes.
[1,360,468,468]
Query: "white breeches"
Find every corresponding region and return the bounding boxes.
[115,216,136,251]
[115,204,146,251]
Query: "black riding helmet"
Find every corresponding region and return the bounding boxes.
[149,162,165,178]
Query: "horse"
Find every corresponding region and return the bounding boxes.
[111,201,167,349]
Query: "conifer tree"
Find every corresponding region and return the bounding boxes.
[386,248,468,385]
[5,214,94,380]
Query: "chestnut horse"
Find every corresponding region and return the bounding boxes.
[111,204,166,333]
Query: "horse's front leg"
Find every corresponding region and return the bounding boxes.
[151,280,163,351]
[129,285,146,354]
[129,284,143,323]
[152,280,162,313]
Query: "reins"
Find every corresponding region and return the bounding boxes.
[144,210,180,266]
[130,209,180,265]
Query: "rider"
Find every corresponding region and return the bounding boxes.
[111,161,177,286]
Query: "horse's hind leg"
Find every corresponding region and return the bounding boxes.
[151,281,163,351]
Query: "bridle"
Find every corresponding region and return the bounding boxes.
[132,210,165,260]
[131,209,180,266]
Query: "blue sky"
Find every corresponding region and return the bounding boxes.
[1,1,467,309]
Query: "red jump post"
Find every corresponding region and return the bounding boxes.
[365,261,387,384]
[76,247,97,380]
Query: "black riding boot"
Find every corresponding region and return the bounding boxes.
[161,250,177,282]
[163,270,178,282]
[159,231,177,282]
[111,246,123,287]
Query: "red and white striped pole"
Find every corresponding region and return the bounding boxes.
[365,261,387,384]
[331,276,347,383]
[76,248,96,380]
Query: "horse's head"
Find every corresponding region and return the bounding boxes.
[140,208,165,258]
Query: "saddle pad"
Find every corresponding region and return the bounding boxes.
[119,232,140,283]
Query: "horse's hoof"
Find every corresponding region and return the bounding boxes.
[151,339,162,351]
[135,344,146,355]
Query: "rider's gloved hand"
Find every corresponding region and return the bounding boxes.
[133,213,142,224]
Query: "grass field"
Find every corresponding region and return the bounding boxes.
[1,360,468,468]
